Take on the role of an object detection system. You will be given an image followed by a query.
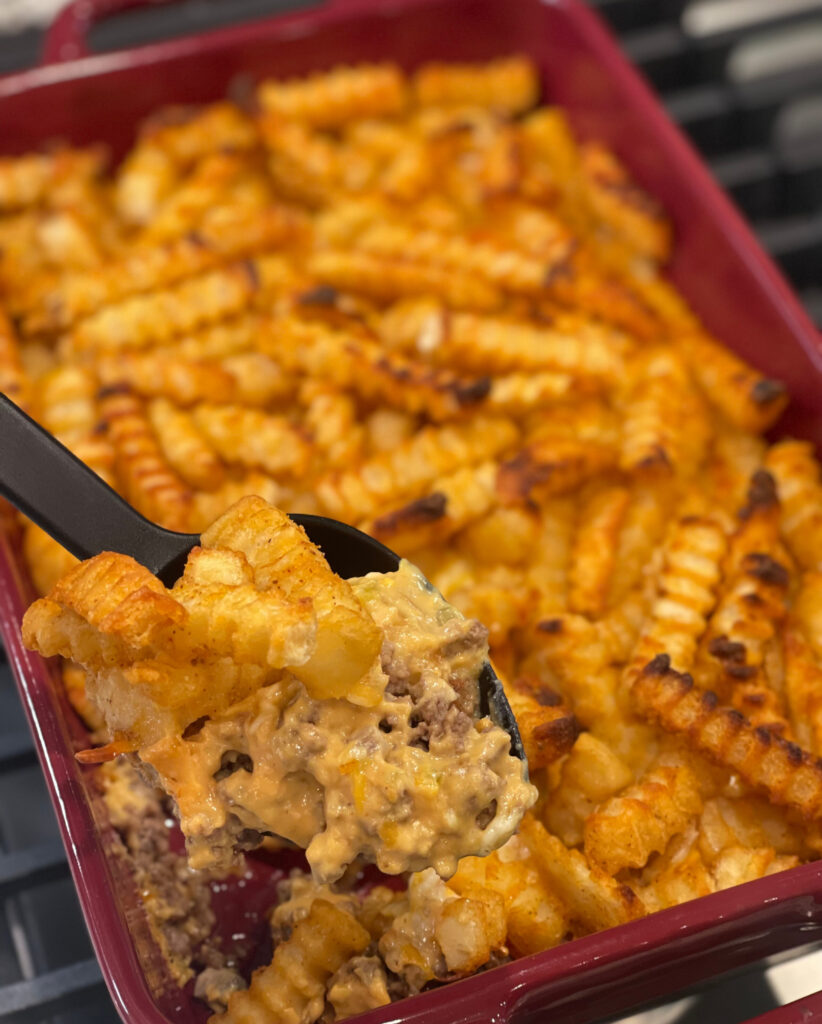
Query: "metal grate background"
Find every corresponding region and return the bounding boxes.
[1,0,821,1020]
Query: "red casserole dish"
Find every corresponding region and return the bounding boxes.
[2,0,822,1022]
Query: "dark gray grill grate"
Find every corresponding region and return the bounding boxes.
[0,1,821,1021]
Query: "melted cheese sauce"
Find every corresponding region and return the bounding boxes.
[140,561,536,882]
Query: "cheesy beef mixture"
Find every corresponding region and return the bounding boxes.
[142,560,535,882]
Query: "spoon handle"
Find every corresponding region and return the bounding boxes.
[0,393,197,580]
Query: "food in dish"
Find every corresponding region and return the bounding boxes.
[2,52,820,1022]
[22,496,535,881]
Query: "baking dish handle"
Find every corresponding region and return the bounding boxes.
[41,0,382,64]
[42,0,177,63]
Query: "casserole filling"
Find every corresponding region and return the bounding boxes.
[141,559,534,881]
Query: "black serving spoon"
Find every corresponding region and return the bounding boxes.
[0,393,525,762]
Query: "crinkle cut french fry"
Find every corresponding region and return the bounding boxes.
[579,141,671,264]
[97,352,237,407]
[363,461,499,553]
[192,404,311,478]
[351,220,575,297]
[0,147,103,213]
[308,249,503,311]
[583,763,703,874]
[502,675,580,771]
[497,435,615,504]
[21,551,182,672]
[435,561,534,647]
[526,496,576,618]
[449,836,569,956]
[172,546,317,669]
[765,440,822,572]
[568,484,630,617]
[99,388,192,531]
[632,654,822,821]
[68,256,296,354]
[532,615,622,729]
[607,482,673,608]
[626,515,727,680]
[138,153,252,246]
[542,732,634,847]
[694,471,791,733]
[520,814,646,933]
[413,57,539,115]
[678,331,788,434]
[213,898,370,1024]
[258,63,407,128]
[188,472,283,534]
[315,416,518,521]
[619,348,710,478]
[263,317,492,422]
[22,206,302,335]
[115,143,178,227]
[201,496,383,703]
[705,426,767,516]
[412,310,628,381]
[147,398,224,491]
[698,795,809,864]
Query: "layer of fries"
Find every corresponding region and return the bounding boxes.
[3,52,822,1021]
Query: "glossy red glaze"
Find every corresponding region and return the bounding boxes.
[2,1,822,1022]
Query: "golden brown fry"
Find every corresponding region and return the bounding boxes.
[619,348,710,478]
[503,675,580,772]
[579,142,671,265]
[22,206,302,335]
[583,763,703,874]
[202,496,383,703]
[497,436,615,504]
[97,352,236,407]
[99,388,192,530]
[678,331,787,434]
[449,836,569,956]
[308,250,503,311]
[0,147,103,212]
[413,57,538,115]
[214,898,370,1024]
[542,732,634,847]
[526,496,576,618]
[147,398,225,491]
[694,471,791,732]
[632,654,822,821]
[192,404,311,478]
[258,63,407,128]
[407,309,627,380]
[68,256,298,354]
[625,515,727,679]
[362,461,499,553]
[315,417,518,521]
[263,316,492,421]
[521,814,646,933]
[188,472,283,534]
[765,439,822,572]
[568,485,630,617]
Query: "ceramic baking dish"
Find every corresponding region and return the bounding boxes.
[2,0,822,1021]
